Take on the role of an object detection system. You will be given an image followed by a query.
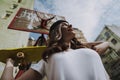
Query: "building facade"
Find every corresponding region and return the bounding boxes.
[73,28,87,43]
[95,25,120,80]
[0,0,34,49]
[27,36,36,46]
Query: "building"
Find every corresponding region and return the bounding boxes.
[0,0,34,49]
[73,28,87,43]
[0,0,34,78]
[27,37,36,46]
[95,25,120,80]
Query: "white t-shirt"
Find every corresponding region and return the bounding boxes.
[31,48,110,80]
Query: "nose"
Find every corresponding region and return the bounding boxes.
[68,24,72,28]
[67,24,73,31]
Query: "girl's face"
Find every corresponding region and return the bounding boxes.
[60,22,75,41]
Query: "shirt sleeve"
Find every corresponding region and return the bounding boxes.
[30,59,46,78]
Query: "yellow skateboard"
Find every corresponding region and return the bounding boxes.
[0,46,46,64]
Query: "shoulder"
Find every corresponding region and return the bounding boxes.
[75,48,101,58]
[76,48,97,54]
[78,48,96,53]
[49,48,101,61]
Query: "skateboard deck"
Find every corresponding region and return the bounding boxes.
[0,46,46,63]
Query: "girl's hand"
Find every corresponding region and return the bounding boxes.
[94,42,109,54]
[6,58,14,67]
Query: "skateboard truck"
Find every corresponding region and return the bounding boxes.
[13,52,25,66]
[17,52,25,58]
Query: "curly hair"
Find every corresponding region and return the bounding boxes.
[42,20,86,61]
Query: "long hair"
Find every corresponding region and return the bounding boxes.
[42,20,85,61]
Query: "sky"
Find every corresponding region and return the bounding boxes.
[30,0,120,42]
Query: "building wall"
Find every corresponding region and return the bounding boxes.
[95,25,120,80]
[0,0,34,49]
[27,37,36,46]
[73,28,87,43]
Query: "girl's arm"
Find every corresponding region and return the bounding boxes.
[1,58,42,80]
[82,41,109,54]
[1,58,14,80]
[93,42,109,54]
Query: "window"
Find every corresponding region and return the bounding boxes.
[104,32,110,40]
[2,10,13,19]
[117,49,120,56]
[111,38,117,45]
[11,4,18,9]
[18,0,22,3]
[104,61,108,65]
[98,36,105,41]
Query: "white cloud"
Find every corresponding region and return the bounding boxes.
[52,0,113,41]
[34,0,49,12]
